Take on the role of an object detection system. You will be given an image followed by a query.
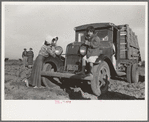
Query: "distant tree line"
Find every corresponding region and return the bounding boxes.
[5,58,22,62]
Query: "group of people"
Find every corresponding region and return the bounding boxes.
[24,26,107,88]
[22,48,34,68]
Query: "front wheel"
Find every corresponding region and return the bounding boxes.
[91,61,110,96]
[42,63,56,88]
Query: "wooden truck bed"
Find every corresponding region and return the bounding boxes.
[118,24,140,61]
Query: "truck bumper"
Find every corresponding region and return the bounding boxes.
[41,71,93,81]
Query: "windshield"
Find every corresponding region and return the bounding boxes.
[97,29,109,41]
[76,28,111,42]
[77,32,85,42]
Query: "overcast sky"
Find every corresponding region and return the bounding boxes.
[3,2,146,60]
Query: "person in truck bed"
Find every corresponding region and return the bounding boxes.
[78,26,102,76]
[28,36,58,88]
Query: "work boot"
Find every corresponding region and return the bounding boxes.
[76,66,85,75]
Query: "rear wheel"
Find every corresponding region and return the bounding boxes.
[91,61,110,96]
[131,63,139,83]
[126,65,132,83]
[42,63,57,88]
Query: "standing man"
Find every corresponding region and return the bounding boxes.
[22,48,28,68]
[27,48,34,68]
[77,26,102,76]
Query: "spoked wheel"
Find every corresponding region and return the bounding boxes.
[91,61,110,96]
[42,63,57,88]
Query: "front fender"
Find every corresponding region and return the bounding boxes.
[95,54,116,77]
[44,56,64,72]
[95,54,109,63]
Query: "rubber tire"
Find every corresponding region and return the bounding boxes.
[131,63,139,83]
[126,65,132,83]
[42,63,57,88]
[44,56,64,72]
[91,61,110,96]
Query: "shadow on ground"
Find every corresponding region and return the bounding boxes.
[44,77,144,100]
[112,75,145,83]
[98,91,144,100]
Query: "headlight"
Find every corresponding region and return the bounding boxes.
[55,46,63,56]
[80,45,87,56]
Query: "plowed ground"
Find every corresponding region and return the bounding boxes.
[4,60,145,100]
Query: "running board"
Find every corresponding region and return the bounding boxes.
[41,71,93,81]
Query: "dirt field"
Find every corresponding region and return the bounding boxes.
[4,60,145,100]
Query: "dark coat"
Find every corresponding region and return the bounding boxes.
[86,33,102,58]
[27,51,34,65]
[22,51,27,58]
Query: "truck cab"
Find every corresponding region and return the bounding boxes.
[65,23,116,72]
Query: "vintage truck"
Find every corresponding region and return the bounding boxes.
[41,23,141,96]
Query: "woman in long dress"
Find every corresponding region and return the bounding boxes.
[29,36,58,88]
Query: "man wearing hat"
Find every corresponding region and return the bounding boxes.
[22,48,28,68]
